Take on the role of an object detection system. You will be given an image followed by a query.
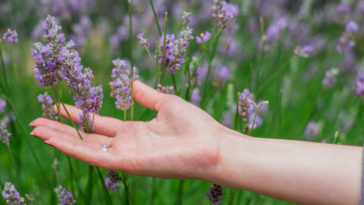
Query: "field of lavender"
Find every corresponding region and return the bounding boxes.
[1,0,364,204]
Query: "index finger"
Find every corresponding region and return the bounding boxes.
[57,104,119,137]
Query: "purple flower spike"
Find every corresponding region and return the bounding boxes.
[0,122,11,147]
[3,29,18,44]
[38,92,59,121]
[213,0,239,30]
[322,68,339,90]
[304,122,321,140]
[105,171,122,191]
[0,98,6,115]
[158,11,193,74]
[206,184,224,205]
[238,89,254,121]
[56,185,76,205]
[196,31,211,44]
[345,21,359,34]
[354,72,364,99]
[110,58,138,111]
[2,182,25,205]
[137,33,150,49]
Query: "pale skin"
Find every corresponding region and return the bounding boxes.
[30,81,363,205]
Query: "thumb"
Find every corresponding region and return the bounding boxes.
[132,80,167,111]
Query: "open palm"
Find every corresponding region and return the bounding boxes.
[30,81,224,180]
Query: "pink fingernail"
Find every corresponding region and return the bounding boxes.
[29,121,35,127]
[30,131,35,136]
[43,140,55,148]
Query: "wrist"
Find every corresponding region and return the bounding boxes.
[203,126,256,188]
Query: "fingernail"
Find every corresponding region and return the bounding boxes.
[43,140,55,148]
[29,121,35,127]
[30,131,35,136]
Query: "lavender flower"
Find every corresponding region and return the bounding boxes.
[191,89,201,106]
[37,92,59,120]
[157,84,174,94]
[158,12,194,74]
[196,31,211,44]
[0,98,6,115]
[354,72,364,99]
[182,11,192,27]
[70,15,93,47]
[137,33,150,49]
[336,21,359,53]
[110,58,137,111]
[213,66,229,89]
[206,184,224,205]
[212,0,238,30]
[346,21,359,34]
[304,122,321,140]
[264,17,287,44]
[2,29,18,44]
[322,68,339,90]
[222,111,232,128]
[294,45,314,58]
[60,40,103,131]
[238,89,254,121]
[104,171,122,191]
[32,15,65,87]
[0,122,11,147]
[2,182,25,205]
[56,185,75,205]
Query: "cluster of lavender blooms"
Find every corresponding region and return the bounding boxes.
[104,171,122,191]
[158,11,194,74]
[2,182,25,205]
[212,0,239,30]
[38,92,59,121]
[32,15,103,131]
[0,122,11,147]
[322,68,339,90]
[304,122,321,140]
[196,31,211,44]
[336,21,359,53]
[0,98,11,147]
[206,184,224,205]
[136,33,150,49]
[0,98,6,115]
[56,185,75,205]
[354,72,364,99]
[238,89,268,131]
[32,16,65,88]
[156,84,174,94]
[294,45,314,58]
[110,58,138,111]
[2,29,18,44]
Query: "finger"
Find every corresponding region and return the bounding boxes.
[57,104,119,137]
[133,80,169,111]
[31,124,113,146]
[46,135,119,170]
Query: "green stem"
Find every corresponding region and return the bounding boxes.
[228,189,235,205]
[0,44,11,96]
[96,168,113,204]
[150,178,156,205]
[67,157,86,202]
[159,12,168,84]
[171,73,179,95]
[122,172,131,205]
[128,0,135,121]
[59,100,83,140]
[86,165,94,205]
[149,0,162,36]
[7,146,19,179]
[176,180,185,205]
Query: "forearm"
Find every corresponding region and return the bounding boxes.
[208,128,362,204]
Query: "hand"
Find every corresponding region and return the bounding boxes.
[30,81,225,180]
